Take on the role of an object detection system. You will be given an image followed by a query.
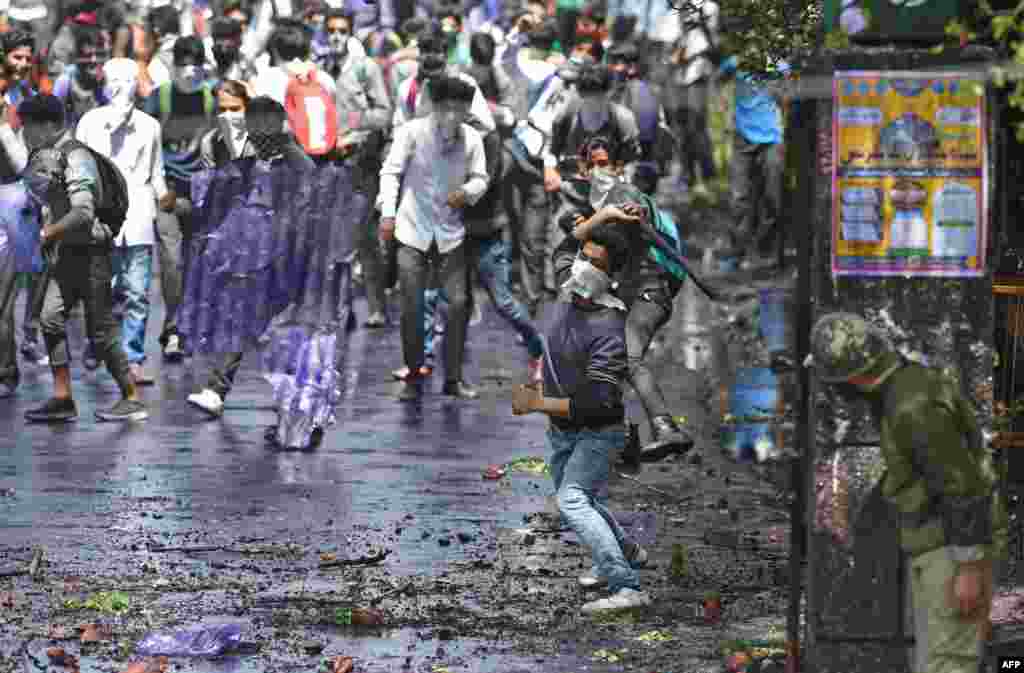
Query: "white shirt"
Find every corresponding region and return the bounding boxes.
[76,106,168,247]
[252,62,337,106]
[376,116,489,254]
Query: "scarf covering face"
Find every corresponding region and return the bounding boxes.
[103,58,139,129]
[248,132,291,161]
[561,253,626,311]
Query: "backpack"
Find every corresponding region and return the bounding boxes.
[58,140,130,238]
[284,72,339,156]
[158,81,215,127]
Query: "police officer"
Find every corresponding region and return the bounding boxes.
[807,312,1005,673]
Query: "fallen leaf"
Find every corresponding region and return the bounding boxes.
[636,629,675,643]
[351,607,385,625]
[46,647,78,668]
[482,465,506,480]
[122,656,169,673]
[320,552,337,563]
[48,624,72,640]
[331,655,354,673]
[506,456,550,475]
[592,648,621,663]
[80,623,113,642]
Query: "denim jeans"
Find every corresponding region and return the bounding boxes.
[548,425,641,594]
[112,244,153,364]
[423,235,544,362]
[502,157,552,317]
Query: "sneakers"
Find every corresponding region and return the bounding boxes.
[96,399,148,422]
[187,388,224,417]
[469,300,483,327]
[527,357,543,385]
[83,343,99,371]
[163,334,184,361]
[364,312,387,328]
[25,397,78,423]
[20,342,48,365]
[130,363,155,386]
[392,365,433,381]
[580,587,651,613]
[578,541,648,589]
[442,380,478,400]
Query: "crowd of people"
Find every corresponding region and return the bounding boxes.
[0,0,793,614]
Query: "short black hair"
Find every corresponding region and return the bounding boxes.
[2,29,34,54]
[269,18,312,61]
[577,64,611,94]
[325,7,355,24]
[245,96,287,135]
[428,75,474,104]
[400,16,431,43]
[17,94,66,127]
[417,31,446,55]
[607,41,638,64]
[215,78,250,103]
[173,35,206,65]
[580,0,607,21]
[529,19,558,50]
[210,16,243,39]
[588,222,631,274]
[72,24,104,52]
[148,5,179,37]
[469,32,495,66]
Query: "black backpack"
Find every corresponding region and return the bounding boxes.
[58,139,130,238]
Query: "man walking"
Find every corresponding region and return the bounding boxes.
[19,94,147,423]
[807,312,1005,673]
[377,75,489,402]
[77,58,172,387]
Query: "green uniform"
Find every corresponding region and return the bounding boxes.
[854,350,1006,673]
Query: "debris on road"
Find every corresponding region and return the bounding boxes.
[333,607,386,626]
[482,465,506,480]
[80,623,114,642]
[29,547,44,580]
[0,590,14,608]
[64,591,130,613]
[122,656,170,673]
[329,655,355,673]
[46,646,79,669]
[135,622,242,657]
[318,549,390,568]
[636,630,675,643]
[506,456,550,475]
[616,471,681,500]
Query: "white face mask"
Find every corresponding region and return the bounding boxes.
[104,75,137,109]
[218,110,246,137]
[589,166,619,209]
[562,253,612,301]
[173,65,204,94]
[328,32,348,55]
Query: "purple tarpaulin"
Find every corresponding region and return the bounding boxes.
[180,159,367,448]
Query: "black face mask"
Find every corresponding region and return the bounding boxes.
[213,44,240,68]
[248,131,290,161]
[76,63,101,89]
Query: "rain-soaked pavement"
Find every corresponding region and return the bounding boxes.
[0,197,797,673]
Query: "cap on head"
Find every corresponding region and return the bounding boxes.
[808,312,894,384]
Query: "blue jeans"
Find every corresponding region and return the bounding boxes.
[548,425,640,593]
[112,244,154,364]
[423,236,544,361]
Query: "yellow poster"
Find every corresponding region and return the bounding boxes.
[832,72,987,277]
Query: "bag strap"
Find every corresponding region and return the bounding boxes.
[158,82,172,125]
[527,71,556,115]
[538,334,565,397]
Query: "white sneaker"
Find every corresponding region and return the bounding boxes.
[578,568,608,589]
[163,334,184,360]
[580,588,651,613]
[186,388,224,417]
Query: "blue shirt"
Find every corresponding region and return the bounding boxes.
[721,56,787,146]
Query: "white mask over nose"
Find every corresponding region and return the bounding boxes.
[103,58,140,126]
[589,166,620,209]
[217,110,247,157]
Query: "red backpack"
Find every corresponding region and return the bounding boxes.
[284,72,338,156]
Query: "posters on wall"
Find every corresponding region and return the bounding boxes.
[832,71,988,277]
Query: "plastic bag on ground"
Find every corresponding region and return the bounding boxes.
[135,623,242,657]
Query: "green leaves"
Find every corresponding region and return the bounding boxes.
[63,591,130,613]
[992,13,1017,40]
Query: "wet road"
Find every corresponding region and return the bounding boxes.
[0,244,724,671]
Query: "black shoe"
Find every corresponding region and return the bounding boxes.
[364,312,387,328]
[264,425,279,443]
[25,397,78,423]
[309,426,324,448]
[83,343,99,371]
[162,334,184,361]
[0,381,16,398]
[397,379,422,402]
[442,380,478,400]
[95,399,148,422]
[639,415,694,463]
